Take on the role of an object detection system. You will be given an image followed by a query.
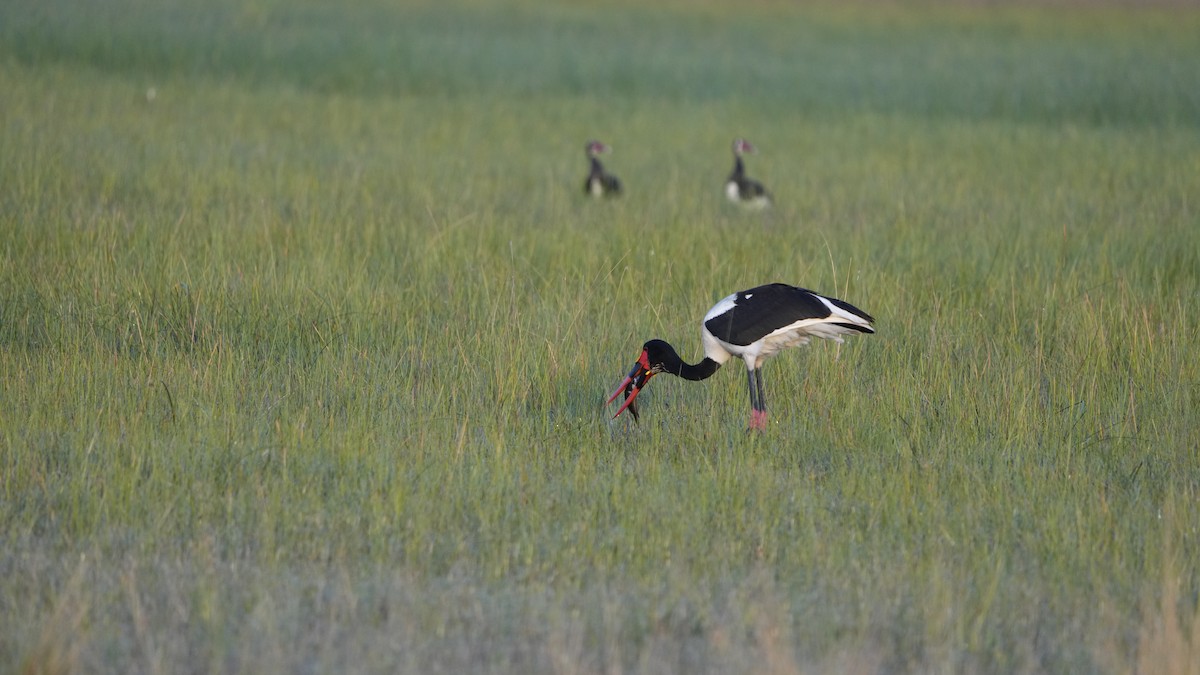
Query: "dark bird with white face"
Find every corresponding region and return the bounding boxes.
[725,138,771,209]
[607,283,874,429]
[583,140,622,198]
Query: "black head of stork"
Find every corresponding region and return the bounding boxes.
[726,138,771,209]
[605,339,698,422]
[584,140,622,198]
[607,283,874,430]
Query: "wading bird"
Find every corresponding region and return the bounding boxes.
[607,283,874,429]
[725,138,771,209]
[583,140,622,197]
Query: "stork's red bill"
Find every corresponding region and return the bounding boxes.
[605,348,655,422]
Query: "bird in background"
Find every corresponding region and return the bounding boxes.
[725,138,771,209]
[583,140,622,198]
[607,283,874,430]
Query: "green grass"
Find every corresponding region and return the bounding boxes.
[2,1,1199,673]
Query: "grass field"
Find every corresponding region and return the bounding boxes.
[2,0,1199,673]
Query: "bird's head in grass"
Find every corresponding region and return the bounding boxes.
[586,140,612,157]
[732,138,757,156]
[606,340,678,422]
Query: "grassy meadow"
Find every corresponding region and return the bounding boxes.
[2,0,1199,672]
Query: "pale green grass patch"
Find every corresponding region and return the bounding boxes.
[2,1,1199,673]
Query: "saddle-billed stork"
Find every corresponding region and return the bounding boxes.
[607,283,874,429]
[583,140,622,198]
[725,138,771,209]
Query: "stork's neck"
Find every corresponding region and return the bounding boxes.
[729,156,745,180]
[590,157,605,175]
[659,343,722,381]
[678,357,722,381]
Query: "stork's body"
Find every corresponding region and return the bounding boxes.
[725,139,771,209]
[583,140,622,198]
[608,283,874,429]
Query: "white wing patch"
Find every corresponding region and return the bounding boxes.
[815,294,873,328]
[702,292,739,323]
[700,292,739,365]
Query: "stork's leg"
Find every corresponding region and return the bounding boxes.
[747,367,768,430]
[745,368,758,409]
[755,368,767,413]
